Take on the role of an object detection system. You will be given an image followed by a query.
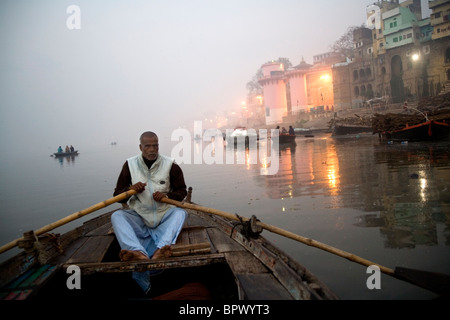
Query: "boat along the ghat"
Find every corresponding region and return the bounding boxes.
[0,189,339,301]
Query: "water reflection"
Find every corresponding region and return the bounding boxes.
[248,134,450,249]
[55,155,78,166]
[356,140,450,248]
[252,136,345,200]
[173,133,449,251]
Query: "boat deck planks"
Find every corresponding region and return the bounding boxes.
[1,206,339,300]
[66,235,115,264]
[236,273,294,300]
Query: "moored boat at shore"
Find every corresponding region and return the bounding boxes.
[381,120,450,141]
[332,123,372,136]
[330,114,373,136]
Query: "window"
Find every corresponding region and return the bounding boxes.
[360,69,366,78]
[361,85,366,97]
[445,48,450,63]
[394,37,399,42]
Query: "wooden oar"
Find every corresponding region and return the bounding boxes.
[0,190,137,255]
[161,197,450,297]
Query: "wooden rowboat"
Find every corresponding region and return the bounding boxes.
[0,199,338,300]
[381,120,450,142]
[332,124,372,136]
[278,134,296,144]
[53,150,79,158]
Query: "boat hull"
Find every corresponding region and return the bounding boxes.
[382,121,450,141]
[278,134,296,144]
[53,151,79,157]
[0,207,338,300]
[332,124,372,136]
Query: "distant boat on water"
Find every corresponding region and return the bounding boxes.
[52,150,79,158]
[226,127,258,147]
[277,133,296,144]
[332,123,372,136]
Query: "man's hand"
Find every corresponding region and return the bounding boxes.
[153,191,168,202]
[130,182,147,193]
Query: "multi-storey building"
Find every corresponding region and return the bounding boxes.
[333,0,448,109]
[258,0,450,125]
[259,54,340,125]
[429,0,450,84]
[430,0,450,40]
[258,62,288,125]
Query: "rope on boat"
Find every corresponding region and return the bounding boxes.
[230,214,263,239]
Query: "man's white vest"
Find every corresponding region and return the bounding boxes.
[127,154,175,228]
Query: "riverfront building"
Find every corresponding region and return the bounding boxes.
[257,0,450,126]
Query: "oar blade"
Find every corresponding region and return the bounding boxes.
[395,267,450,297]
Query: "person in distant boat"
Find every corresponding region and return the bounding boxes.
[70,145,74,152]
[111,131,187,289]
[289,126,295,136]
[57,146,63,153]
[65,145,70,153]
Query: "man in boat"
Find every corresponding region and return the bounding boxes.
[111,131,187,264]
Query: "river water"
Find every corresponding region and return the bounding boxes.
[1,132,449,300]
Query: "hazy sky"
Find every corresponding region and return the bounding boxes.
[0,0,432,151]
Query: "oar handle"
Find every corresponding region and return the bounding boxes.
[260,222,395,276]
[0,189,137,255]
[161,197,395,276]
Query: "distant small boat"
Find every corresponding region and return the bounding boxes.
[294,128,313,137]
[382,120,450,142]
[278,134,296,144]
[53,150,79,158]
[332,124,372,136]
[226,127,258,147]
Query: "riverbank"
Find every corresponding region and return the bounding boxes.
[253,103,407,134]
